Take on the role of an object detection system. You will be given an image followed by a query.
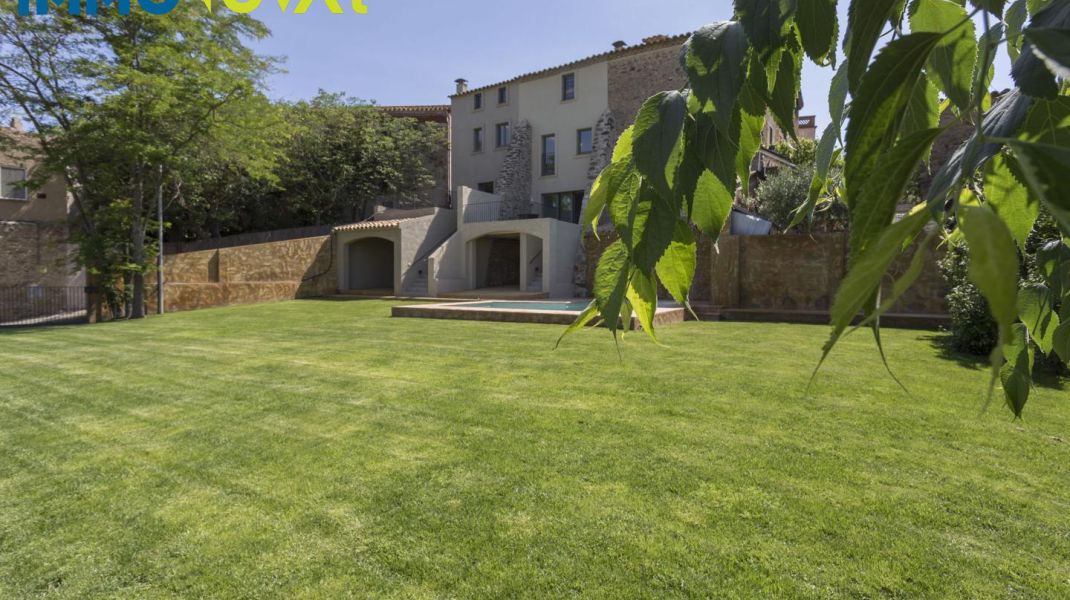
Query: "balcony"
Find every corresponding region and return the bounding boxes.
[463,199,579,225]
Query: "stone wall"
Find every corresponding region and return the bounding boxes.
[146,235,337,313]
[0,221,82,287]
[607,44,687,133]
[585,230,948,315]
[494,121,532,219]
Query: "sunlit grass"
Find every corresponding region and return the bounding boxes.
[0,299,1067,598]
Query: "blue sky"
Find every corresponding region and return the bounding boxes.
[251,1,1014,132]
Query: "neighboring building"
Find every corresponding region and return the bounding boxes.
[0,119,82,289]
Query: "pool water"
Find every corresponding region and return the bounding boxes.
[465,300,592,312]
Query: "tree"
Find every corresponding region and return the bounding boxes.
[277,91,446,226]
[749,165,848,231]
[567,0,1070,417]
[0,3,282,318]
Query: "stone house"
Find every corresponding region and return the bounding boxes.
[430,33,812,298]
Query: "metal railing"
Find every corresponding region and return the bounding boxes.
[463,199,579,224]
[0,286,87,328]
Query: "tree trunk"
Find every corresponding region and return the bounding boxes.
[129,164,146,319]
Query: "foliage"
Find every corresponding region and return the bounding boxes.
[941,241,1000,355]
[165,92,447,238]
[571,0,1070,417]
[1,301,1069,596]
[749,164,848,231]
[773,137,818,165]
[0,3,281,318]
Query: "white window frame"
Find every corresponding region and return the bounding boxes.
[1,166,28,201]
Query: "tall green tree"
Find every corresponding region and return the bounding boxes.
[278,91,446,226]
[0,3,282,318]
[569,0,1070,417]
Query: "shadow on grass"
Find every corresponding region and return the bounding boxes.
[924,332,1068,392]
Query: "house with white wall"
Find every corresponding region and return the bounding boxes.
[338,34,813,300]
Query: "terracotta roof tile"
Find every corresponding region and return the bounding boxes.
[332,219,408,233]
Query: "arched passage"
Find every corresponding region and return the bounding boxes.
[347,237,395,292]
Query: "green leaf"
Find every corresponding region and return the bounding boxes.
[1007,0,1030,62]
[1053,318,1070,362]
[586,161,635,233]
[735,0,797,54]
[633,182,682,273]
[1012,0,1070,98]
[909,0,978,112]
[683,22,749,131]
[626,269,660,342]
[633,92,688,196]
[690,168,735,237]
[1000,323,1034,417]
[737,110,765,196]
[1006,140,1070,236]
[845,33,941,217]
[1026,27,1070,79]
[900,76,941,140]
[1018,282,1061,354]
[850,128,943,264]
[656,220,698,305]
[698,110,743,193]
[1019,96,1070,144]
[846,0,902,93]
[959,204,1021,340]
[607,167,643,242]
[856,228,938,329]
[969,0,1007,14]
[982,154,1038,251]
[927,90,1034,207]
[820,207,930,365]
[1037,239,1070,296]
[768,46,803,141]
[556,301,600,348]
[829,61,849,129]
[797,0,838,62]
[612,124,636,163]
[593,240,632,336]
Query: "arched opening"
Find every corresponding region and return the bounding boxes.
[347,237,395,293]
[473,234,520,289]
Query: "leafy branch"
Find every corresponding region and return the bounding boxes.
[566,0,1070,417]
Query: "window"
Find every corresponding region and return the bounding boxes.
[562,73,576,101]
[497,86,508,105]
[477,181,495,194]
[474,93,483,110]
[541,191,585,224]
[1,167,27,200]
[541,134,556,176]
[495,122,510,148]
[473,127,484,153]
[576,128,593,155]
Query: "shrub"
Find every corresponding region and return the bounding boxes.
[749,165,848,232]
[940,241,999,356]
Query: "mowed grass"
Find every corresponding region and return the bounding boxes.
[0,300,1067,599]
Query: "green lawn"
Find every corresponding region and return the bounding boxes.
[0,300,1067,599]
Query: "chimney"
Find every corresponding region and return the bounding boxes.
[8,117,23,132]
[455,78,468,95]
[612,41,627,51]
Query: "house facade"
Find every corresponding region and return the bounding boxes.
[437,34,813,298]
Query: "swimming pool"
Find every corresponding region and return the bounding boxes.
[462,300,592,312]
[392,299,686,327]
